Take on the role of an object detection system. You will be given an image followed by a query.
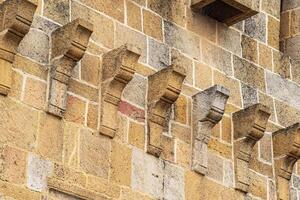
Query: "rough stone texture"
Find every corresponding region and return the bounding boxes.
[194,62,213,89]
[202,39,232,76]
[143,9,163,41]
[0,146,27,184]
[79,129,111,178]
[27,154,53,192]
[127,0,142,31]
[148,38,170,70]
[18,29,50,63]
[242,35,258,63]
[259,43,273,71]
[131,148,164,199]
[268,16,280,50]
[244,13,267,43]
[233,56,265,91]
[266,71,300,109]
[128,121,145,150]
[123,75,147,108]
[241,83,258,108]
[163,163,185,200]
[217,24,241,55]
[44,0,70,25]
[164,21,201,60]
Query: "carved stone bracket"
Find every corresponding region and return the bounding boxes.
[147,64,186,158]
[233,103,271,192]
[99,45,141,138]
[192,85,229,175]
[272,123,300,200]
[0,0,37,95]
[191,0,259,26]
[48,19,93,117]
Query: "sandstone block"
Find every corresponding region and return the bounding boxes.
[23,78,47,109]
[217,24,241,55]
[127,0,142,31]
[128,121,145,150]
[0,145,26,184]
[241,83,258,108]
[244,13,267,43]
[27,154,53,192]
[143,9,163,41]
[44,0,69,25]
[79,129,111,178]
[194,62,213,89]
[242,35,258,63]
[148,38,170,70]
[164,21,200,60]
[268,16,280,50]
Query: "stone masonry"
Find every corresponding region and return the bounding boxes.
[0,0,299,199]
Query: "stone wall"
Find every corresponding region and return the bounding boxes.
[0,0,299,199]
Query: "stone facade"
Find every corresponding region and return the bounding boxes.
[0,0,299,199]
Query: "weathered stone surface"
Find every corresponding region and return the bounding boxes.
[233,55,265,91]
[72,1,114,49]
[32,15,60,35]
[78,0,124,22]
[223,160,234,187]
[148,0,186,27]
[127,0,142,31]
[213,70,242,107]
[284,35,300,60]
[258,44,272,71]
[259,133,272,163]
[0,96,38,150]
[115,23,146,63]
[87,175,121,199]
[164,21,200,60]
[131,148,164,199]
[123,75,146,108]
[176,140,191,168]
[171,49,193,85]
[148,38,170,70]
[27,154,53,192]
[202,39,232,76]
[120,188,154,200]
[291,8,300,35]
[81,54,100,86]
[143,9,163,41]
[241,83,258,108]
[63,122,80,167]
[217,24,241,55]
[128,121,145,150]
[241,35,258,63]
[248,170,268,199]
[0,145,27,184]
[207,152,223,183]
[194,62,213,89]
[79,129,111,178]
[64,94,86,125]
[52,164,86,187]
[268,16,280,50]
[18,29,50,63]
[36,113,63,162]
[266,71,300,109]
[244,13,267,43]
[262,0,281,18]
[282,0,300,12]
[110,141,132,186]
[174,95,188,124]
[163,163,185,200]
[44,0,70,25]
[23,78,47,109]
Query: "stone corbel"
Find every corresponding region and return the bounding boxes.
[0,0,37,95]
[99,45,141,138]
[191,0,259,25]
[192,85,230,175]
[272,123,300,200]
[232,103,271,192]
[48,19,93,117]
[147,64,186,158]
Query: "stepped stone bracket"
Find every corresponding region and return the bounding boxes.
[192,85,230,175]
[99,45,141,138]
[233,103,271,193]
[48,19,93,117]
[191,0,259,26]
[272,123,300,200]
[147,64,186,158]
[0,0,37,95]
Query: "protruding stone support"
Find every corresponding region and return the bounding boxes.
[192,85,230,175]
[272,123,300,200]
[146,64,186,158]
[99,45,141,138]
[0,0,37,95]
[48,19,93,117]
[233,103,271,192]
[191,0,259,26]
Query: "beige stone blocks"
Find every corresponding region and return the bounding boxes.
[191,0,259,25]
[146,64,186,160]
[192,85,229,175]
[48,18,93,117]
[0,0,37,95]
[100,45,141,138]
[233,103,271,192]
